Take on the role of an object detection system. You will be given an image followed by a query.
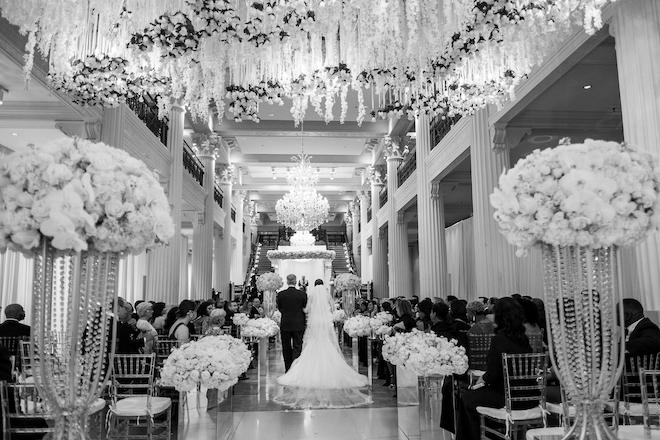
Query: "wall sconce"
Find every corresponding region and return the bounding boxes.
[0,86,7,105]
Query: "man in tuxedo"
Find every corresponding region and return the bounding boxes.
[277,274,307,372]
[116,297,155,354]
[623,298,660,356]
[0,304,30,337]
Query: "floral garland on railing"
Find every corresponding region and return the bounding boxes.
[159,335,251,392]
[256,272,283,292]
[240,317,280,339]
[490,139,660,256]
[266,249,336,260]
[382,329,469,376]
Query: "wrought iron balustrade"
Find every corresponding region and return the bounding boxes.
[367,207,372,222]
[126,95,169,146]
[379,189,388,207]
[183,142,204,187]
[214,185,223,208]
[397,151,417,187]
[231,207,236,222]
[430,114,462,150]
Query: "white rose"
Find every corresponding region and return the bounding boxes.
[15,192,34,208]
[89,153,116,171]
[11,229,40,249]
[105,198,126,218]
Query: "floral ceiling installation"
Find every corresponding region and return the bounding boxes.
[0,0,612,124]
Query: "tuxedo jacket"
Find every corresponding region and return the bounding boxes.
[0,320,31,338]
[627,317,660,356]
[277,286,307,332]
[116,320,146,354]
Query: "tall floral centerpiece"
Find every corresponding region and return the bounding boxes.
[491,139,660,440]
[0,137,175,440]
[256,272,283,319]
[334,273,361,316]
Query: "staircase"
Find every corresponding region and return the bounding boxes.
[328,243,351,275]
[255,243,275,274]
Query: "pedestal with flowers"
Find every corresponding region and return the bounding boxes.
[0,137,175,440]
[239,317,279,389]
[382,329,468,436]
[335,273,361,317]
[256,272,283,319]
[491,139,660,439]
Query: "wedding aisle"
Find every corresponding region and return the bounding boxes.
[178,342,439,440]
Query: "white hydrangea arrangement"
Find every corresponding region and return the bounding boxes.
[332,309,347,323]
[334,273,361,292]
[373,312,393,325]
[490,139,660,256]
[271,310,282,324]
[374,324,393,337]
[159,335,251,392]
[0,137,175,255]
[382,329,468,376]
[343,315,372,337]
[240,317,280,338]
[232,313,249,326]
[256,272,283,291]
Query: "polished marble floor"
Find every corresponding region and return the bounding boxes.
[177,339,453,440]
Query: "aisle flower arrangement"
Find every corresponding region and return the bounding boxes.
[240,317,280,339]
[271,310,282,324]
[332,309,347,323]
[0,137,175,255]
[256,272,283,292]
[490,139,660,256]
[334,273,361,292]
[343,315,372,337]
[382,330,468,376]
[159,335,251,392]
[232,313,249,327]
[266,249,335,260]
[374,325,393,338]
[373,312,394,325]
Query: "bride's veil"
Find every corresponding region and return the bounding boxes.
[303,284,340,352]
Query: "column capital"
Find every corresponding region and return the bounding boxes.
[215,163,236,185]
[431,182,459,199]
[344,212,353,225]
[191,134,222,157]
[366,165,386,188]
[491,123,531,153]
[397,212,405,225]
[358,190,371,203]
[349,201,359,216]
[244,200,256,217]
[232,189,246,203]
[383,135,411,162]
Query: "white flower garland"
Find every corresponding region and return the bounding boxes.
[266,249,336,260]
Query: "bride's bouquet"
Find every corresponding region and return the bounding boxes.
[159,335,251,392]
[332,309,347,323]
[232,313,249,326]
[382,329,468,376]
[240,317,280,338]
[343,315,372,337]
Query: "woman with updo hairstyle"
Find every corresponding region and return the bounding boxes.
[454,297,532,440]
[416,299,433,331]
[168,300,197,342]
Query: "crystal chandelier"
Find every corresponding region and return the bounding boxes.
[276,152,329,232]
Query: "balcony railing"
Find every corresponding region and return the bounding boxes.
[397,151,417,187]
[379,189,388,207]
[183,142,204,187]
[126,95,169,146]
[214,185,223,208]
[367,207,372,222]
[430,114,462,150]
[231,207,236,222]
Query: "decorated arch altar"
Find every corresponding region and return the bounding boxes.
[267,246,335,287]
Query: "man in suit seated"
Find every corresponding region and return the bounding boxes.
[623,298,660,355]
[116,297,155,354]
[0,304,31,338]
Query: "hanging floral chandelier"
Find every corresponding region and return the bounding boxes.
[1,0,612,124]
[275,152,329,232]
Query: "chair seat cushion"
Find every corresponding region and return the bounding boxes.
[477,405,544,421]
[89,398,106,415]
[546,402,576,416]
[619,402,660,416]
[112,396,171,417]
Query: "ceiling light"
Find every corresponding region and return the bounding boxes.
[583,85,592,89]
[11,132,18,136]
[0,86,6,105]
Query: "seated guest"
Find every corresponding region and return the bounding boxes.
[249,297,264,319]
[168,300,197,342]
[0,304,31,337]
[416,299,433,332]
[135,302,158,354]
[193,300,215,335]
[203,309,228,336]
[623,298,660,355]
[518,298,543,337]
[455,297,533,440]
[116,298,155,354]
[431,302,455,340]
[393,300,416,333]
[467,301,496,335]
[450,301,471,332]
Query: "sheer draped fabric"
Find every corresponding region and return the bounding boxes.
[275,285,371,409]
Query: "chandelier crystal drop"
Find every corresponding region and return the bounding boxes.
[276,187,329,232]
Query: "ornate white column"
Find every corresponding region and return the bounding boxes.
[384,136,410,297]
[213,227,225,295]
[216,160,235,300]
[100,106,125,148]
[146,103,185,304]
[242,198,255,282]
[611,0,660,310]
[368,165,387,298]
[471,108,520,300]
[232,190,246,284]
[350,201,361,276]
[358,191,370,282]
[190,135,218,299]
[429,182,451,299]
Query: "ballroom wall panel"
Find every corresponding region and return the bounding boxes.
[446,218,476,301]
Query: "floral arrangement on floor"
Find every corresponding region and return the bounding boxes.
[232,313,249,327]
[0,137,175,255]
[490,139,660,256]
[373,312,394,325]
[159,335,251,392]
[240,317,280,339]
[266,249,336,260]
[343,315,372,337]
[256,272,283,292]
[271,310,282,324]
[332,309,347,323]
[334,273,362,292]
[382,329,469,376]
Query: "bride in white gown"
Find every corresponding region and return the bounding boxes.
[274,279,372,409]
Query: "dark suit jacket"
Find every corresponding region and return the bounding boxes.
[0,320,31,338]
[0,344,13,383]
[277,286,307,332]
[116,321,145,354]
[483,332,533,394]
[627,317,660,356]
